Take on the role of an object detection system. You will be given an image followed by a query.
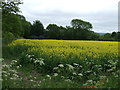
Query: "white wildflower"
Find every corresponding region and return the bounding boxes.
[87,80,93,83]
[66,64,74,70]
[53,67,59,70]
[34,77,37,79]
[61,76,65,79]
[30,79,33,82]
[29,75,32,78]
[58,64,64,68]
[46,75,50,78]
[83,83,88,86]
[73,63,79,66]
[73,72,77,75]
[78,73,83,76]
[100,76,106,80]
[27,55,31,58]
[12,60,17,63]
[4,74,8,77]
[46,75,51,79]
[16,66,20,69]
[39,58,44,61]
[10,77,13,80]
[0,78,3,81]
[39,60,45,65]
[53,73,58,77]
[39,81,42,83]
[2,71,7,74]
[13,74,19,78]
[65,79,72,82]
[19,65,22,67]
[0,58,4,61]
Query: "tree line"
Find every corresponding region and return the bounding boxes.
[2,1,120,44]
[26,20,120,41]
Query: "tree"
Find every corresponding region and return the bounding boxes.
[61,26,73,40]
[17,15,32,38]
[117,32,120,40]
[2,0,23,36]
[2,0,32,44]
[2,13,23,36]
[46,24,60,39]
[104,33,111,37]
[70,19,93,40]
[59,26,67,39]
[111,32,117,38]
[2,1,23,14]
[114,31,120,40]
[30,20,44,36]
[99,33,115,41]
[71,19,93,30]
[89,31,100,40]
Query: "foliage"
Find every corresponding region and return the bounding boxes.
[17,15,32,38]
[89,31,100,40]
[2,59,84,88]
[2,31,16,44]
[71,19,92,30]
[46,24,60,39]
[2,58,119,88]
[30,20,45,37]
[2,14,23,36]
[2,0,32,45]
[99,32,119,41]
[2,1,23,14]
[45,20,99,40]
[111,32,120,41]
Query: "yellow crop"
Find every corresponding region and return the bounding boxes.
[9,39,119,61]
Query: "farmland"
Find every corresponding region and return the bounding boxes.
[2,39,119,88]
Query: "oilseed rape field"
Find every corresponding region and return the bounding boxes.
[9,39,118,63]
[2,39,119,88]
[9,39,118,59]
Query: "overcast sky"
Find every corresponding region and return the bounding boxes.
[19,0,119,33]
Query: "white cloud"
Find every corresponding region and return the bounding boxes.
[20,0,118,13]
[19,0,119,33]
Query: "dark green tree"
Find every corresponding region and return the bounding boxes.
[2,0,32,44]
[2,0,23,36]
[70,19,93,40]
[30,20,44,36]
[115,32,120,40]
[99,33,114,41]
[17,15,32,38]
[2,14,23,36]
[59,26,67,39]
[2,0,23,14]
[117,32,120,40]
[111,32,117,39]
[62,26,73,40]
[89,31,100,40]
[46,24,60,39]
[71,19,92,30]
[2,1,23,14]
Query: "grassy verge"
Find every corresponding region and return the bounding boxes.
[2,59,85,88]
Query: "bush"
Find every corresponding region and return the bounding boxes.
[2,31,16,45]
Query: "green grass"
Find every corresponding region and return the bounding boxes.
[2,59,85,88]
[2,56,119,89]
